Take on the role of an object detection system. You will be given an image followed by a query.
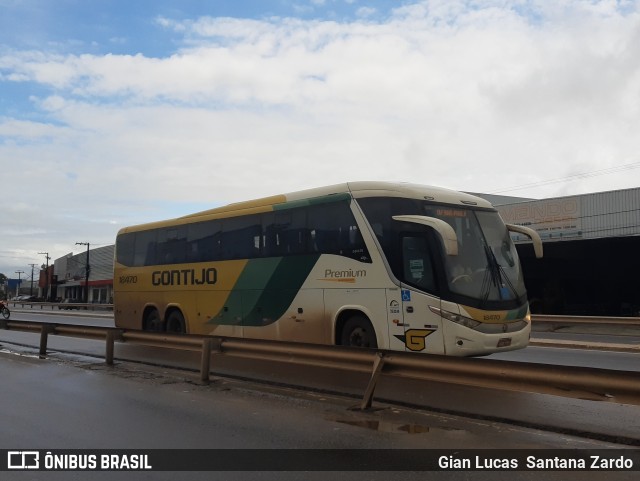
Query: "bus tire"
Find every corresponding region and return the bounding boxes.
[340,315,378,349]
[144,309,164,332]
[166,310,186,334]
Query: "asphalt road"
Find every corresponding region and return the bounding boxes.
[2,307,639,442]
[0,347,638,481]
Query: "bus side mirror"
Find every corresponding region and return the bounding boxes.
[392,215,459,256]
[506,224,543,258]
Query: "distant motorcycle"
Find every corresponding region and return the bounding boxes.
[1,301,10,319]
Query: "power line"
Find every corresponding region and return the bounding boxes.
[490,161,640,194]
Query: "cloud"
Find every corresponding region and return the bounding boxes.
[1,0,640,272]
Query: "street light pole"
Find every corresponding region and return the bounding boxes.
[76,242,90,303]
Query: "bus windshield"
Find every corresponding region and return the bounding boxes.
[442,209,525,303]
[358,197,527,308]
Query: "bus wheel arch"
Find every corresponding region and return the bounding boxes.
[166,308,186,334]
[143,306,164,332]
[336,310,378,349]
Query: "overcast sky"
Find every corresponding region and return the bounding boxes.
[1,0,639,279]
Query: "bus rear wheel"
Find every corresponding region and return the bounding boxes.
[144,309,164,332]
[166,310,186,334]
[340,315,377,349]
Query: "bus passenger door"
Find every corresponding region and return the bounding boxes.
[398,235,446,354]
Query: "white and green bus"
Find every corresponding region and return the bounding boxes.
[114,182,542,356]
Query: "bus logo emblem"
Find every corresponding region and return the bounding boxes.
[394,329,436,351]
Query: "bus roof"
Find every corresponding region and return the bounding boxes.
[346,181,493,208]
[118,181,493,234]
[188,182,493,217]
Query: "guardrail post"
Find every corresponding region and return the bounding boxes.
[39,324,56,358]
[105,329,123,366]
[357,352,386,411]
[200,338,214,383]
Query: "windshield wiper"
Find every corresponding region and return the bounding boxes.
[480,244,518,305]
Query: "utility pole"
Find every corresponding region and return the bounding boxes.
[14,270,24,297]
[28,264,38,296]
[76,242,90,304]
[38,252,50,301]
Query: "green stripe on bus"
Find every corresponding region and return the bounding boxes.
[273,192,351,211]
[234,257,282,291]
[209,254,321,327]
[241,254,320,326]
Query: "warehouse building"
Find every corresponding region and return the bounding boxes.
[483,187,640,317]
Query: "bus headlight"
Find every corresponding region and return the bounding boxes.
[429,306,480,329]
[429,306,528,333]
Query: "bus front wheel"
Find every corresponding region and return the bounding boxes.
[340,315,378,349]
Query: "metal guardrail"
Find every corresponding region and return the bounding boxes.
[532,314,640,328]
[8,301,113,311]
[1,318,639,409]
[7,304,639,327]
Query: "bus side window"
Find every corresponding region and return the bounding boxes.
[262,208,310,258]
[307,201,370,261]
[313,228,339,253]
[187,220,221,262]
[402,236,436,293]
[221,215,262,260]
[286,208,308,254]
[264,211,293,257]
[158,226,187,265]
[116,233,135,266]
[263,212,278,257]
[133,230,157,267]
